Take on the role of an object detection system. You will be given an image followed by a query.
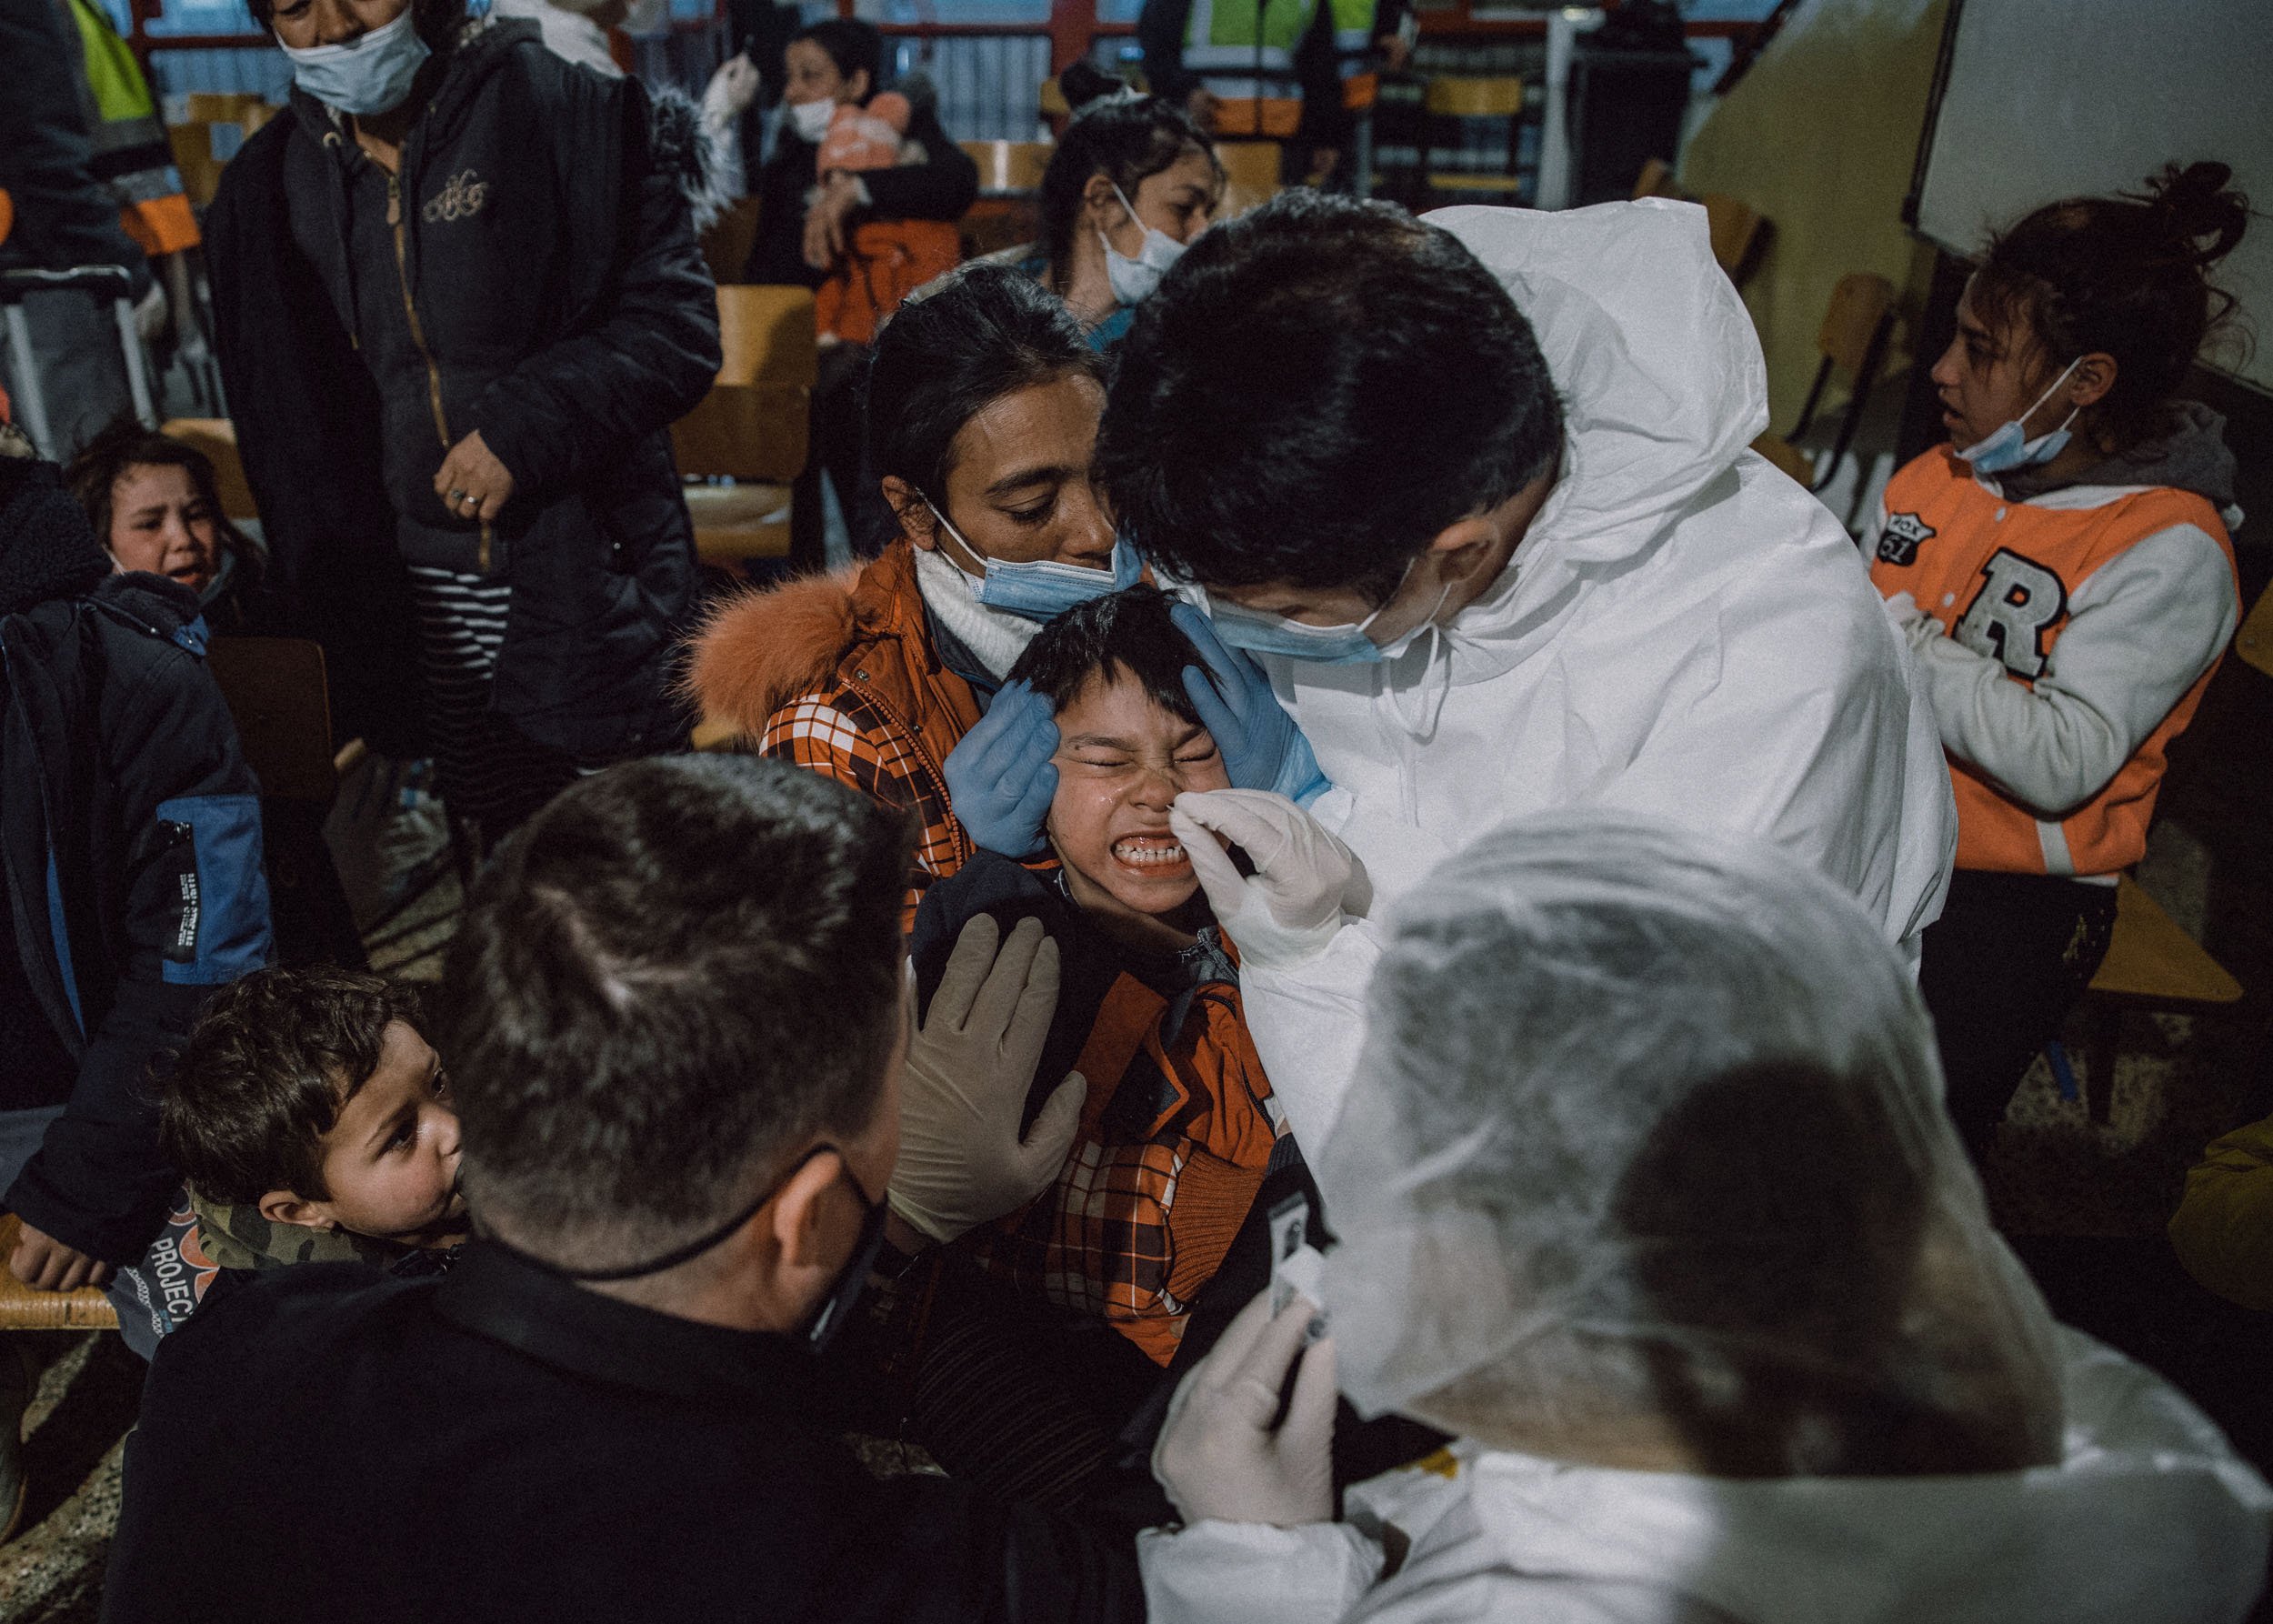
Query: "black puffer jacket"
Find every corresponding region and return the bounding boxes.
[0,456,271,1264]
[206,21,722,759]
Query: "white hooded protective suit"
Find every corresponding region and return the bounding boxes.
[1239,200,1956,1147]
[1136,1328,2273,1624]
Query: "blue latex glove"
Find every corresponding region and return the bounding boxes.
[1172,601,1331,806]
[944,681,1060,857]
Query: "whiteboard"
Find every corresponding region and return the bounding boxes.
[1911,0,2273,394]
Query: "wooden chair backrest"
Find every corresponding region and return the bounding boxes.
[700,196,761,287]
[2089,876,2243,1006]
[160,416,257,521]
[1817,272,1896,376]
[671,286,818,484]
[962,140,1054,195]
[0,1215,117,1330]
[206,637,339,804]
[184,91,266,125]
[1631,156,1680,200]
[1424,75,1523,117]
[2235,581,2273,677]
[1211,141,1283,220]
[1700,192,1765,277]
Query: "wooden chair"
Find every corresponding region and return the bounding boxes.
[160,417,258,522]
[0,1215,117,1331]
[1419,77,1526,201]
[206,637,368,967]
[699,196,761,287]
[1631,156,1680,199]
[1748,433,1815,486]
[958,141,1052,257]
[1212,141,1282,220]
[670,286,818,566]
[1749,272,1898,521]
[2070,875,2244,1123]
[1700,192,1766,283]
[962,140,1053,196]
[205,638,337,804]
[2235,581,2273,678]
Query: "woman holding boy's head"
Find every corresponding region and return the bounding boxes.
[1868,161,2249,1158]
[1023,64,1223,346]
[65,420,268,632]
[688,268,1126,925]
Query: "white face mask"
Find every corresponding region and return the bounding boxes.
[788,95,836,145]
[1097,180,1187,307]
[280,6,430,117]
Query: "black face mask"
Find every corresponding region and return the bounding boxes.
[498,1146,889,1355]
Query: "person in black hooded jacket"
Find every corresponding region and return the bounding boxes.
[205,0,722,846]
[0,430,272,1313]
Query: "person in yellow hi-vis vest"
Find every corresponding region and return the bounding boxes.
[1138,0,1405,184]
[1868,162,2249,1162]
[58,0,201,266]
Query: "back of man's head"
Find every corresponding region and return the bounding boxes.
[1096,191,1565,606]
[443,757,913,1271]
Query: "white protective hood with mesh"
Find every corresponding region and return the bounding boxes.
[1317,809,2058,1465]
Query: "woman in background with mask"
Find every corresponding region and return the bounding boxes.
[976,63,1221,350]
[687,267,1126,926]
[1868,162,2248,1162]
[204,0,720,849]
[741,18,977,566]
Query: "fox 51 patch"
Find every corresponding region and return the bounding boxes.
[1876,512,1936,567]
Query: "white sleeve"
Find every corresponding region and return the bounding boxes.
[1909,525,2236,815]
[1137,1521,1383,1624]
[1239,922,1384,1151]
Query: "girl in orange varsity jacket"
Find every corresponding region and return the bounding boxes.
[1869,162,2248,1158]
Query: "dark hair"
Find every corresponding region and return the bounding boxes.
[1970,161,2252,453]
[247,0,464,52]
[1006,585,1214,726]
[161,968,426,1205]
[867,265,1106,506]
[1039,63,1219,283]
[441,757,913,1268]
[64,417,263,588]
[790,17,883,93]
[1097,191,1565,605]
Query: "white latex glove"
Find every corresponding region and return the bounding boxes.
[702,53,761,127]
[1168,789,1371,971]
[888,915,1087,1245]
[1883,589,1940,653]
[1152,1286,1337,1527]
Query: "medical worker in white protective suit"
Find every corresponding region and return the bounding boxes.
[1135,812,2273,1624]
[1074,190,1957,1148]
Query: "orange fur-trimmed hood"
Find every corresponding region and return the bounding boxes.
[682,563,867,740]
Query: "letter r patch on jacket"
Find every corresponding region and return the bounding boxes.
[1876,511,1935,567]
[1956,547,2068,680]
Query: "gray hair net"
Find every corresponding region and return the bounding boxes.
[1318,811,2066,1477]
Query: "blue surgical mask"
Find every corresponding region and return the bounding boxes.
[1195,563,1450,666]
[1958,357,2083,475]
[281,6,431,117]
[928,496,1141,621]
[1099,181,1187,307]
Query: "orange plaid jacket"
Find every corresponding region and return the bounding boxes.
[912,854,1285,1368]
[685,542,983,926]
